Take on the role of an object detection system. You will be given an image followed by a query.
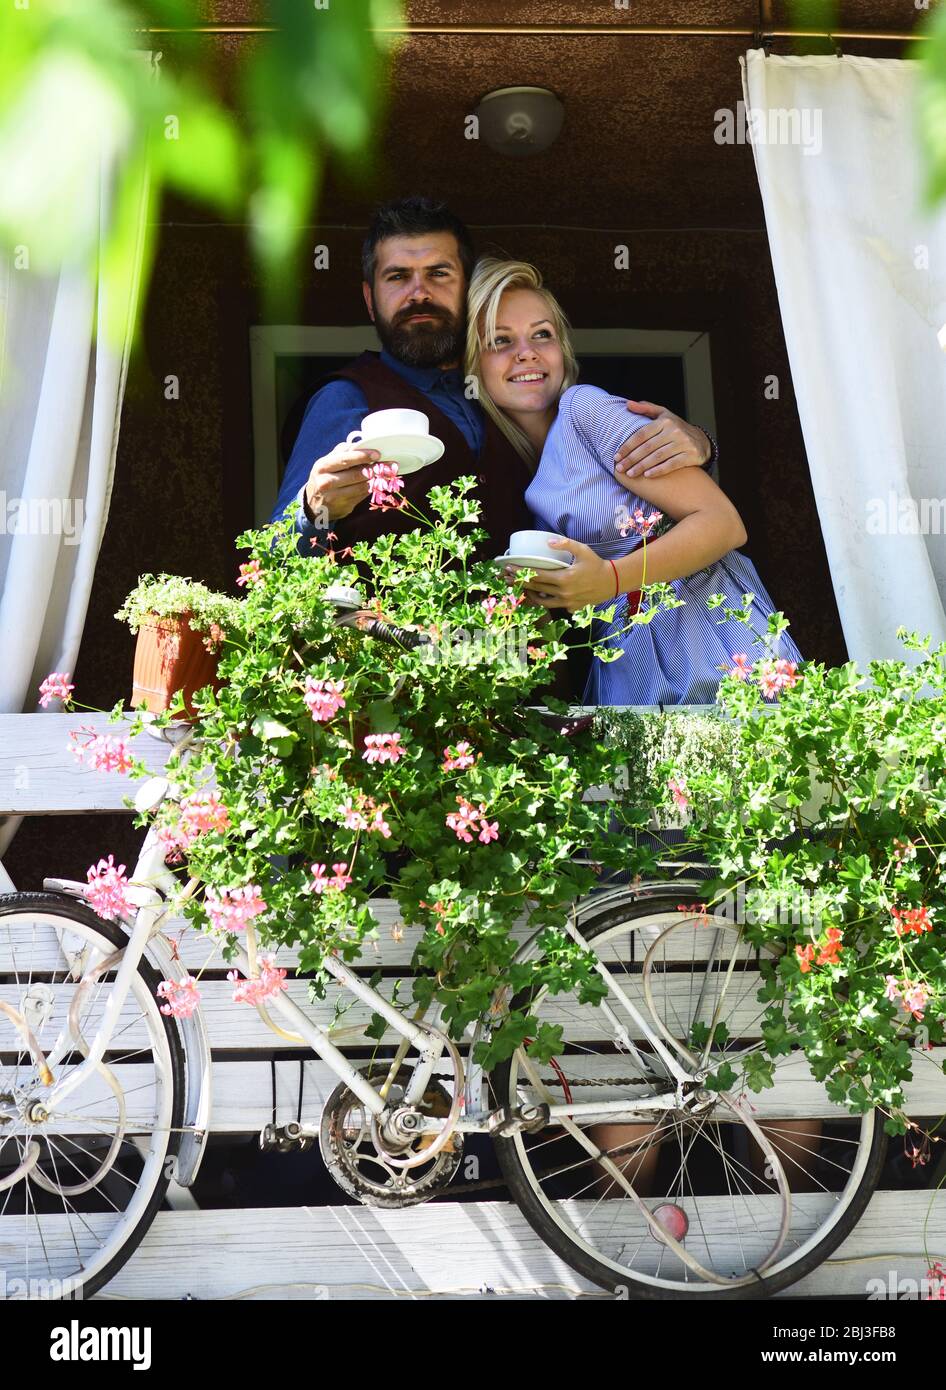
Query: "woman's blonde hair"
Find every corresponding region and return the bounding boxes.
[465,257,579,466]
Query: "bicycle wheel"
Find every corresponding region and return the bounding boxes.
[491,893,886,1299]
[0,893,186,1300]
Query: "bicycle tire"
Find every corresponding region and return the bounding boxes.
[0,892,187,1300]
[490,891,887,1300]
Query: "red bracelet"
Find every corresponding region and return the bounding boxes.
[608,559,620,598]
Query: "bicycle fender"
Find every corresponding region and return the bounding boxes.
[144,928,213,1188]
[42,879,212,1188]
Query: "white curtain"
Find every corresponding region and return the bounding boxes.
[741,50,946,665]
[0,152,148,858]
[0,157,147,710]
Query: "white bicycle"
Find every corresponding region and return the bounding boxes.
[0,623,885,1299]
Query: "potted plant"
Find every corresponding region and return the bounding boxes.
[115,573,243,718]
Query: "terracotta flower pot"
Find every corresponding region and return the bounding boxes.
[131,612,224,717]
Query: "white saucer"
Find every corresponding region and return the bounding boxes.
[491,553,572,571]
[356,433,444,476]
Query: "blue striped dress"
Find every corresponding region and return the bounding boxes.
[524,385,803,706]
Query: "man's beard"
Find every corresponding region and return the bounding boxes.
[374,303,466,369]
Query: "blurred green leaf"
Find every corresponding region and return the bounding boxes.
[919,6,946,206]
[0,0,402,343]
[155,82,243,211]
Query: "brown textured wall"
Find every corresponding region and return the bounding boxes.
[4,0,922,886]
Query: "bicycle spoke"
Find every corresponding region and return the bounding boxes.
[498,902,880,1296]
[0,904,180,1295]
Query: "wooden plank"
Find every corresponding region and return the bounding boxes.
[30,1051,946,1134]
[47,1190,942,1299]
[0,714,175,815]
[0,973,776,1050]
[0,706,724,817]
[0,906,747,974]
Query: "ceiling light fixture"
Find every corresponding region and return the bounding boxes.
[474,86,564,157]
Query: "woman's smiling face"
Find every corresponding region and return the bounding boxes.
[477,287,566,416]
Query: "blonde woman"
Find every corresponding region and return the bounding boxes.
[466,258,802,704]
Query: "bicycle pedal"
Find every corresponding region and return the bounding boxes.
[259,1122,316,1154]
[487,1103,550,1138]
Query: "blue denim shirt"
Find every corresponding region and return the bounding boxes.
[270,350,486,548]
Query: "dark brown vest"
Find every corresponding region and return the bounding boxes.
[325,353,534,556]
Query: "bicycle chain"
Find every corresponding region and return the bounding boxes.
[537,1076,653,1087]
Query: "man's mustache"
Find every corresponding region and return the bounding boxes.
[392,305,455,328]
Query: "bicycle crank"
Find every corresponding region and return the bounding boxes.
[320,1066,463,1209]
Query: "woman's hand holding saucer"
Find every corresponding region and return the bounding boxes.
[504,538,613,613]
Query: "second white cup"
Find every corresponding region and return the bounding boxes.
[506,529,570,562]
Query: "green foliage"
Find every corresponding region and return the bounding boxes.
[122,480,666,1069]
[591,706,741,818]
[919,4,946,204]
[0,0,402,335]
[115,572,243,637]
[674,630,946,1131]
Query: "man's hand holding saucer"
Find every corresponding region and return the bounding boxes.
[302,442,380,523]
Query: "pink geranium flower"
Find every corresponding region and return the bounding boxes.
[902,980,931,1021]
[756,659,783,700]
[363,461,405,511]
[729,653,753,681]
[156,976,202,1019]
[304,677,346,722]
[236,559,264,588]
[307,860,353,893]
[442,741,476,772]
[69,728,133,775]
[330,862,353,890]
[362,732,405,765]
[446,796,479,843]
[774,657,801,690]
[446,796,499,846]
[154,793,229,863]
[885,974,931,1022]
[342,799,367,831]
[38,672,75,707]
[481,591,523,623]
[180,790,230,837]
[85,855,134,922]
[341,794,391,838]
[308,863,331,894]
[204,884,267,934]
[228,954,288,1006]
[668,777,690,811]
[756,656,802,700]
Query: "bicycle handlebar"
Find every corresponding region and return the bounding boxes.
[337,612,433,651]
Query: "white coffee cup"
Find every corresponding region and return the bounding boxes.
[504,529,571,563]
[346,408,429,446]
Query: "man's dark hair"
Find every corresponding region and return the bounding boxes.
[361,196,475,285]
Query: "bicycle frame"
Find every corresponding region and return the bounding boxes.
[44,895,704,1145]
[38,729,709,1142]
